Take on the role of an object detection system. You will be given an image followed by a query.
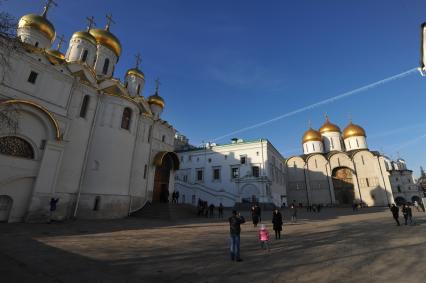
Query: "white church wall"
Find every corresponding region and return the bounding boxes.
[344,136,368,151]
[306,154,332,204]
[17,28,51,49]
[286,156,308,205]
[322,131,343,152]
[352,151,388,206]
[55,89,98,195]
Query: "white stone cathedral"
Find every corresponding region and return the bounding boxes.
[0,4,180,222]
[286,117,422,207]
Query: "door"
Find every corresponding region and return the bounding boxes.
[0,196,13,222]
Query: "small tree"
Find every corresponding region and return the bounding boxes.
[421,166,426,179]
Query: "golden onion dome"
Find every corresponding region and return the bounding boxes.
[18,14,56,43]
[126,68,145,80]
[46,49,64,60]
[71,31,97,46]
[302,128,322,144]
[147,94,165,109]
[342,123,366,139]
[319,117,341,133]
[89,28,121,57]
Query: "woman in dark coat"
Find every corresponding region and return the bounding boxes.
[272,208,283,239]
[251,206,259,227]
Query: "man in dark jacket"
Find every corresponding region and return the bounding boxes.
[390,204,400,226]
[229,210,245,261]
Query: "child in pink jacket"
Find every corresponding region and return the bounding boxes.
[258,224,270,251]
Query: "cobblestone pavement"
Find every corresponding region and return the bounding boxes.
[1,207,426,283]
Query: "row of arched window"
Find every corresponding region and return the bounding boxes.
[79,95,132,130]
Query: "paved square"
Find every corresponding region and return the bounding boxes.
[1,207,425,283]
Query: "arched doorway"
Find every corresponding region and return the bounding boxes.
[394,196,406,205]
[152,152,180,203]
[0,196,13,222]
[412,196,421,204]
[332,167,355,205]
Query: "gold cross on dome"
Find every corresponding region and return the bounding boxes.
[135,53,142,69]
[86,16,96,31]
[155,77,161,93]
[42,0,57,17]
[56,34,65,50]
[105,13,115,31]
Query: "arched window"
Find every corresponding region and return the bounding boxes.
[121,107,132,130]
[0,136,34,159]
[81,50,88,62]
[34,42,39,47]
[102,58,109,75]
[80,95,90,118]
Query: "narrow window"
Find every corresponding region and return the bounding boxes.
[137,84,141,94]
[102,58,110,75]
[93,196,101,211]
[196,169,203,181]
[252,166,260,177]
[224,155,227,160]
[312,143,315,151]
[79,95,90,118]
[315,159,318,168]
[125,81,128,88]
[162,135,165,142]
[208,158,212,163]
[143,164,148,179]
[330,137,334,149]
[356,139,360,147]
[361,155,365,165]
[348,140,352,149]
[397,185,401,193]
[231,167,239,179]
[366,178,370,187]
[121,107,132,130]
[34,42,39,47]
[147,125,152,142]
[240,156,246,165]
[82,50,88,62]
[213,168,220,180]
[27,71,38,84]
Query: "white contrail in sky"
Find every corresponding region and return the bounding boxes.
[211,67,418,142]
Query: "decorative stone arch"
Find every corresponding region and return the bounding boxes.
[285,156,306,168]
[0,136,35,159]
[152,151,180,202]
[331,166,356,205]
[394,196,406,205]
[152,151,180,170]
[239,183,261,203]
[328,152,355,172]
[0,99,61,140]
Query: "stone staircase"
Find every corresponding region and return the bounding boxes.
[130,202,197,220]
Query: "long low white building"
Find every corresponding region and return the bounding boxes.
[175,139,287,207]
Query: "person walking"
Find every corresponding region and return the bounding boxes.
[272,208,283,239]
[252,206,259,227]
[228,210,245,262]
[218,203,224,219]
[407,204,414,225]
[290,204,297,223]
[402,204,409,225]
[49,197,59,223]
[390,204,400,226]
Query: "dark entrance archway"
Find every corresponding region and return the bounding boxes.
[332,167,355,205]
[0,195,13,222]
[152,152,180,203]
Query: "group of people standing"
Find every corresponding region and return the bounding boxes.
[390,203,416,226]
[197,199,224,218]
[228,206,285,261]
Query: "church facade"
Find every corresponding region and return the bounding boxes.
[0,4,179,222]
[286,118,422,207]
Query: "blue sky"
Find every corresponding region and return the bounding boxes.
[4,0,426,176]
